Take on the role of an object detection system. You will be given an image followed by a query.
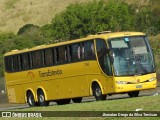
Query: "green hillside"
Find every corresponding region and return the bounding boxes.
[0,0,92,33]
[0,0,151,33]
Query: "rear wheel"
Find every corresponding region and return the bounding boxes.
[72,97,82,103]
[92,83,106,101]
[128,91,139,97]
[37,90,49,106]
[27,92,37,107]
[56,99,71,105]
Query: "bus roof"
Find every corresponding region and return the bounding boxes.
[4,31,145,56]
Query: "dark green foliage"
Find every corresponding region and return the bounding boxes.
[131,6,152,32]
[15,24,50,49]
[48,0,134,40]
[0,32,16,77]
[149,34,160,73]
[41,24,55,41]
[12,35,34,50]
[17,24,39,35]
[44,0,159,41]
[0,25,50,77]
[0,33,15,54]
[149,0,160,32]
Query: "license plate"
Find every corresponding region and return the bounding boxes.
[136,85,142,88]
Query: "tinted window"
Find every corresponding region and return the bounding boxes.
[84,41,95,59]
[32,51,42,68]
[43,48,54,66]
[18,53,30,70]
[4,56,13,72]
[4,40,97,73]
[70,43,80,61]
[12,55,20,71]
[66,46,71,62]
[58,46,67,63]
[96,39,112,76]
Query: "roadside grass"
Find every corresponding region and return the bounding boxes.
[1,95,159,120]
[23,95,160,111]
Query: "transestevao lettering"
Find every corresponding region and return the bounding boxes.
[39,69,62,77]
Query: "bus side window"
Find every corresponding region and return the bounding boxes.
[81,43,85,59]
[32,51,43,68]
[20,53,31,70]
[4,56,13,72]
[64,46,68,62]
[28,53,33,69]
[67,45,72,62]
[78,45,81,59]
[58,46,66,63]
[54,46,66,64]
[84,41,95,59]
[12,55,19,72]
[17,55,23,71]
[43,48,54,66]
[70,43,80,61]
[54,48,59,64]
[96,39,107,69]
[96,39,112,76]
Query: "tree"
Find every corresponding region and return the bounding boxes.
[45,0,133,41]
[0,32,15,54]
[0,32,15,77]
[41,24,54,41]
[12,35,34,50]
[134,6,152,32]
[15,24,50,50]
[17,24,40,35]
[149,0,160,33]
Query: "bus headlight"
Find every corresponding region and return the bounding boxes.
[116,81,128,84]
[149,77,156,82]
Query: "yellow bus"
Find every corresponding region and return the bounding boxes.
[4,31,157,107]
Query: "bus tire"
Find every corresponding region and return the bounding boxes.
[92,83,106,101]
[72,97,82,103]
[27,91,37,107]
[128,91,139,97]
[56,99,71,105]
[37,90,49,106]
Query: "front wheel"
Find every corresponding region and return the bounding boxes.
[128,91,139,97]
[37,90,49,106]
[92,83,106,101]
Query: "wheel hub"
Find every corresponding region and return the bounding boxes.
[95,88,101,96]
[39,95,44,103]
[29,96,33,105]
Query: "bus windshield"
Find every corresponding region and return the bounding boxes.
[108,36,155,76]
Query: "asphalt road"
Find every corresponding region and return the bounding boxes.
[0,88,159,111]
